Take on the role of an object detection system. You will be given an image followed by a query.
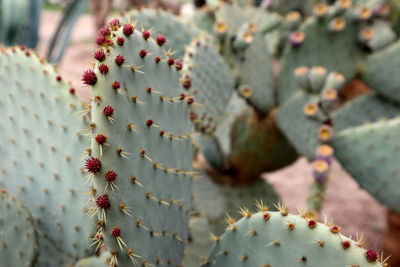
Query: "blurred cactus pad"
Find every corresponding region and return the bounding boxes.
[1,0,400,266]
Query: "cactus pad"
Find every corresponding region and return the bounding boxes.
[236,32,275,114]
[362,41,400,103]
[332,93,400,132]
[88,21,194,265]
[205,211,385,266]
[182,216,213,267]
[276,90,326,160]
[183,37,235,136]
[331,118,400,213]
[75,252,111,267]
[278,8,368,103]
[0,47,93,264]
[0,191,38,267]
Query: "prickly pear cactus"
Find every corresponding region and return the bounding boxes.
[183,37,235,170]
[307,145,334,212]
[182,215,213,266]
[331,118,400,213]
[205,210,385,266]
[244,6,282,34]
[277,65,341,160]
[215,2,247,37]
[183,37,235,136]
[235,30,275,114]
[0,47,93,265]
[75,252,111,267]
[278,2,378,103]
[86,20,194,266]
[332,93,400,132]
[0,190,38,267]
[276,90,330,160]
[120,8,200,58]
[362,41,400,103]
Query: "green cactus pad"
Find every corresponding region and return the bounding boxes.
[182,216,214,267]
[88,21,194,266]
[268,0,314,16]
[35,235,78,267]
[278,9,367,103]
[0,191,38,267]
[276,90,325,160]
[362,21,395,51]
[331,118,400,213]
[205,211,384,266]
[215,2,247,37]
[75,252,111,267]
[332,93,400,132]
[0,47,93,264]
[192,173,226,221]
[236,33,275,114]
[244,7,282,34]
[183,37,235,171]
[192,8,216,34]
[362,41,400,103]
[214,92,248,158]
[120,8,199,58]
[183,37,235,136]
[194,134,227,171]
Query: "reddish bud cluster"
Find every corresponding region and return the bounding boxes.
[123,24,134,37]
[82,70,97,85]
[365,249,378,262]
[156,34,167,46]
[146,119,154,126]
[187,97,194,104]
[115,55,125,66]
[342,241,351,249]
[96,194,111,209]
[308,220,316,228]
[95,134,107,145]
[142,30,150,39]
[85,157,101,174]
[105,170,118,182]
[182,79,191,89]
[167,58,175,66]
[98,64,109,74]
[103,105,114,117]
[108,19,120,27]
[100,26,110,36]
[117,37,125,46]
[175,62,183,71]
[94,50,106,61]
[112,81,120,90]
[96,35,106,46]
[111,227,121,237]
